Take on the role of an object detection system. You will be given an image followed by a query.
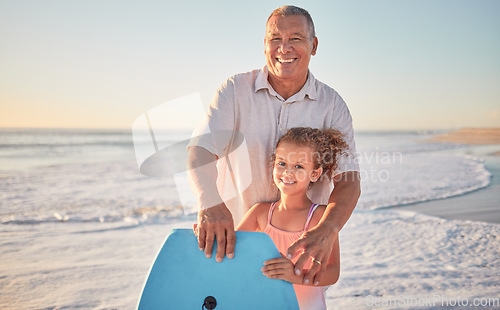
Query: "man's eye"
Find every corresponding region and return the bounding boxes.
[291,38,301,42]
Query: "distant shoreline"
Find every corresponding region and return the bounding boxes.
[426,127,500,145]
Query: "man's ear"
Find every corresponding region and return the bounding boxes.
[311,36,318,56]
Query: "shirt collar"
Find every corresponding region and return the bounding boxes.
[254,65,317,102]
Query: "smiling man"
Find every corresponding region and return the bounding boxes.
[265,13,318,100]
[188,5,360,287]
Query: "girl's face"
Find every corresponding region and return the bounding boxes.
[273,142,323,195]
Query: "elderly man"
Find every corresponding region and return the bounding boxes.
[188,5,360,286]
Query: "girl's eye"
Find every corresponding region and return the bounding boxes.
[277,161,286,166]
[295,165,303,169]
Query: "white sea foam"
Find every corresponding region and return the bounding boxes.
[357,153,491,210]
[1,160,186,225]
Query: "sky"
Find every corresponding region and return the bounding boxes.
[0,0,499,131]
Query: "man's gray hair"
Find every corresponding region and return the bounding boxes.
[267,5,316,41]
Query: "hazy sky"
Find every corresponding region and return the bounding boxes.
[1,0,499,130]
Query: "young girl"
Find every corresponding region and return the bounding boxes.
[236,127,348,310]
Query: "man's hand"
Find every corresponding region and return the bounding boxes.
[288,171,360,285]
[188,146,236,262]
[196,203,236,262]
[287,224,337,286]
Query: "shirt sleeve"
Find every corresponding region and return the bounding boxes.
[187,78,236,158]
[330,94,360,176]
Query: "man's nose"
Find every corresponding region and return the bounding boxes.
[278,42,292,54]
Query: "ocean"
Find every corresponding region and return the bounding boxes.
[0,128,492,226]
[1,128,499,309]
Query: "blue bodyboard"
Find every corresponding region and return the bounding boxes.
[137,229,299,309]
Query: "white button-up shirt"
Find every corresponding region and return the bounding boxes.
[189,66,359,224]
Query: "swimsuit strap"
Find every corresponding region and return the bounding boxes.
[303,203,320,231]
[267,201,278,225]
[268,201,319,231]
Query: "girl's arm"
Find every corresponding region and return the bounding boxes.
[262,236,340,286]
[236,202,269,232]
[262,204,340,286]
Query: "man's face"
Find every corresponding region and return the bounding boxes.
[265,15,318,85]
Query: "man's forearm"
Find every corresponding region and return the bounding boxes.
[187,146,223,209]
[321,171,361,233]
[188,146,235,261]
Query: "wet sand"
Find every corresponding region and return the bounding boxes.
[391,129,500,224]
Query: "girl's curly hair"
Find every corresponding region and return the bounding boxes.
[275,127,349,180]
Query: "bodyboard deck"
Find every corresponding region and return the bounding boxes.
[137,229,299,309]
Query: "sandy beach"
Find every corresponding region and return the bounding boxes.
[1,210,498,309]
[1,129,499,309]
[0,219,195,309]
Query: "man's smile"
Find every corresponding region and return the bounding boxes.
[277,58,297,64]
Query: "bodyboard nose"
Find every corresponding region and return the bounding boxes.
[137,229,299,309]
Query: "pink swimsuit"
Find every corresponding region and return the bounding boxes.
[263,202,328,310]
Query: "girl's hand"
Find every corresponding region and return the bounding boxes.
[261,256,303,284]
